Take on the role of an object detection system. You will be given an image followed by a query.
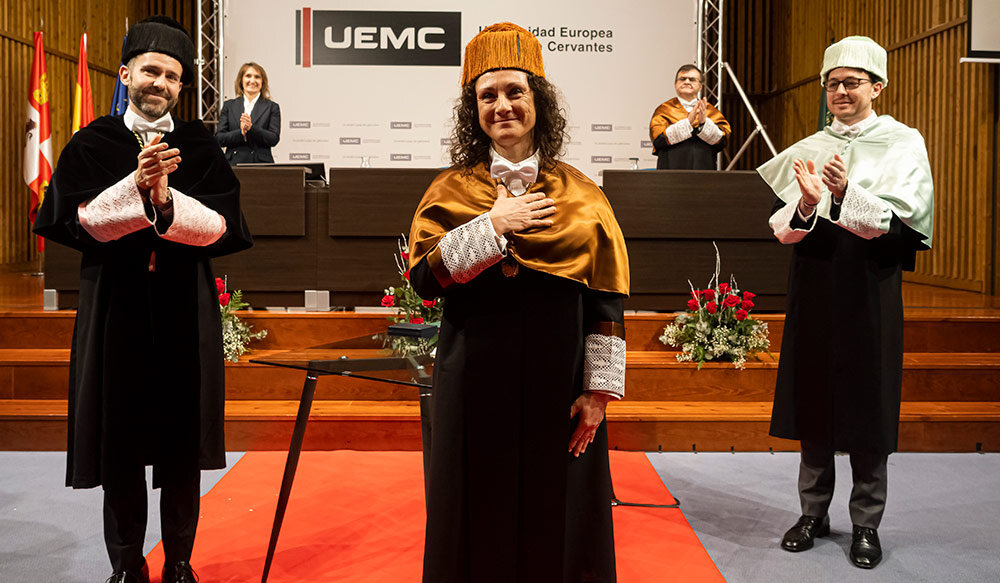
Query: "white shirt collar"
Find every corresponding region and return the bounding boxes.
[243,93,261,114]
[830,111,878,139]
[122,106,174,145]
[489,148,540,196]
[678,96,699,110]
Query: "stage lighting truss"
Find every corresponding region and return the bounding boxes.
[697,0,724,110]
[197,0,224,131]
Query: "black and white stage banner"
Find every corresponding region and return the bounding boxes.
[222,0,697,183]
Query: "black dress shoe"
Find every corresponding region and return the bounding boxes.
[850,525,882,568]
[780,514,830,552]
[104,562,150,583]
[162,561,199,583]
[104,569,150,583]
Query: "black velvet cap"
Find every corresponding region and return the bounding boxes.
[122,16,196,84]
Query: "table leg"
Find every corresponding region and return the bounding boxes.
[261,372,319,583]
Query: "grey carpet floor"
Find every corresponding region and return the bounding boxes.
[0,452,242,582]
[2,451,998,582]
[645,452,1000,583]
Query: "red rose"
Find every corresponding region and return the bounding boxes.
[215,277,225,294]
[422,299,437,307]
[218,292,230,307]
[735,309,748,321]
[706,301,718,314]
[723,294,740,308]
[404,269,410,280]
[691,289,702,300]
[687,299,699,311]
[381,295,395,307]
[410,317,424,324]
[718,283,730,294]
[741,299,755,310]
[702,289,715,301]
[742,291,756,300]
[401,251,409,261]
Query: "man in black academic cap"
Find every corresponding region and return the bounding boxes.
[33,15,252,583]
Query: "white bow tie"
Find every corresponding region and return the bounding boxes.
[490,157,538,196]
[131,117,172,136]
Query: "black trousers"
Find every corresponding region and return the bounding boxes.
[103,467,201,574]
[798,439,888,529]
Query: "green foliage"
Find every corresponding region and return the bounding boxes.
[218,282,267,363]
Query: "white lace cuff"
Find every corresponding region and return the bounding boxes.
[698,118,724,145]
[159,189,227,246]
[663,118,694,145]
[438,213,504,284]
[769,199,815,244]
[77,174,153,242]
[833,182,892,239]
[583,333,626,399]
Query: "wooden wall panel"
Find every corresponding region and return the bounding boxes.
[0,0,195,265]
[724,0,998,293]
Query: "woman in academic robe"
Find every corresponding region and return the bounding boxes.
[216,62,280,165]
[408,23,630,583]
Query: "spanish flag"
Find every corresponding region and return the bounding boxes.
[72,32,94,133]
[24,31,52,252]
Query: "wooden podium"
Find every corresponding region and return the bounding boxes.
[602,170,791,311]
[42,168,790,311]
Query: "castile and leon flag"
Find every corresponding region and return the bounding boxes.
[25,31,53,252]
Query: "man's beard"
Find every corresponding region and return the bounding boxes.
[129,85,178,119]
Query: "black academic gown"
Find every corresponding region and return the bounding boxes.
[768,200,924,454]
[653,138,720,170]
[33,115,253,489]
[410,261,621,583]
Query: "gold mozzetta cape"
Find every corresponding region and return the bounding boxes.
[648,97,731,147]
[409,162,630,296]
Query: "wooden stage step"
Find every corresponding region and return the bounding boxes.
[3,310,1000,353]
[3,399,997,453]
[4,349,998,403]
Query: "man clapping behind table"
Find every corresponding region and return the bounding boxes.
[648,64,731,169]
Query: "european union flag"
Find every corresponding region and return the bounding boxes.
[111,35,128,115]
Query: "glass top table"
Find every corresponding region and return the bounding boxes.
[250,332,435,388]
[250,331,435,582]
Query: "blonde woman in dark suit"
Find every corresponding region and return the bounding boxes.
[216,62,280,164]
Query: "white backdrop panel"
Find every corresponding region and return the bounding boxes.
[222,0,697,183]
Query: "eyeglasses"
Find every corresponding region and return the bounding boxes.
[677,76,702,83]
[823,78,871,92]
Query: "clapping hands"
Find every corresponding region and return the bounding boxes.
[240,112,252,136]
[134,134,179,207]
[686,99,708,127]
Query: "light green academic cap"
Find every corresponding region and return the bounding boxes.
[821,35,888,86]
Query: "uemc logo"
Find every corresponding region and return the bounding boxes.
[296,9,461,67]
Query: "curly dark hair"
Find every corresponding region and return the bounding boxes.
[448,72,568,171]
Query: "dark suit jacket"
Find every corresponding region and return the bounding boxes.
[216,97,281,165]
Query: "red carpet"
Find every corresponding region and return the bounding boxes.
[144,451,723,582]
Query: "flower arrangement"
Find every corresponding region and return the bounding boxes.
[217,276,267,363]
[381,236,444,356]
[659,246,772,369]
